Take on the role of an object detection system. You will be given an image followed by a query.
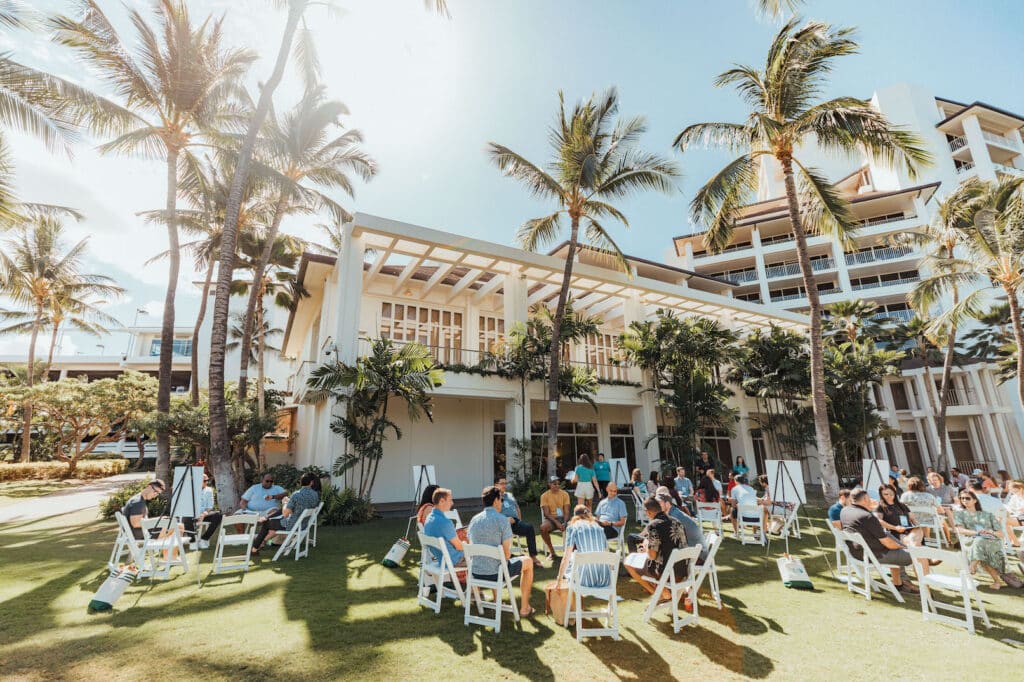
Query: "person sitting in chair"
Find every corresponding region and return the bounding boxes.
[539,476,571,558]
[656,491,707,563]
[728,475,769,535]
[554,506,611,591]
[495,476,544,567]
[122,479,166,540]
[251,472,320,555]
[238,474,286,514]
[422,487,466,567]
[624,497,689,603]
[828,489,851,530]
[840,489,918,595]
[467,485,535,617]
[181,473,223,550]
[593,482,628,541]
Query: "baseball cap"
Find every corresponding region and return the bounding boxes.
[655,492,673,503]
[972,468,983,476]
[549,475,560,483]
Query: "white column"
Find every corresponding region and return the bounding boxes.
[831,236,852,293]
[982,414,1008,473]
[994,413,1023,477]
[961,115,997,182]
[878,378,907,465]
[738,414,757,475]
[632,390,660,477]
[503,267,528,327]
[683,242,695,269]
[505,396,532,481]
[751,227,771,303]
[912,417,933,469]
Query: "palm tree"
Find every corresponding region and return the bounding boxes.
[43,283,123,366]
[898,178,987,470]
[755,0,804,20]
[824,300,885,344]
[918,177,1024,409]
[488,88,678,477]
[674,19,929,500]
[962,303,1011,361]
[52,0,256,484]
[236,85,376,402]
[0,215,121,461]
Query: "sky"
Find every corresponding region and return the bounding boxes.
[2,0,1024,356]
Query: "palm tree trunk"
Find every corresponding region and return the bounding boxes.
[155,149,181,486]
[18,312,42,462]
[545,216,579,478]
[209,2,306,512]
[936,299,958,472]
[780,157,839,502]
[46,322,59,367]
[239,193,289,402]
[257,304,266,419]
[1003,287,1024,410]
[191,259,216,406]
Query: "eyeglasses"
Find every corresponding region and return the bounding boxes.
[959,497,972,501]
[148,483,163,492]
[263,479,274,484]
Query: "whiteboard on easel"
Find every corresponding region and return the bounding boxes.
[169,466,204,518]
[609,458,629,487]
[412,465,437,503]
[862,459,890,499]
[765,459,806,505]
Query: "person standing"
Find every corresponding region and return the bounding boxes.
[593,482,628,541]
[572,455,598,511]
[594,453,611,499]
[695,451,714,479]
[732,456,749,478]
[539,476,571,558]
[495,477,543,567]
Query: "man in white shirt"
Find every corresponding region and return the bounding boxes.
[728,475,768,535]
[238,474,286,514]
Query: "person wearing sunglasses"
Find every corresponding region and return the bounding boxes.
[953,490,1022,589]
[237,474,286,514]
[181,473,223,550]
[121,479,166,540]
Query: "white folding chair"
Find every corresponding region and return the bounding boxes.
[212,514,258,574]
[908,505,945,549]
[444,509,463,529]
[271,508,316,561]
[113,512,189,580]
[736,505,765,546]
[692,532,723,610]
[995,509,1022,563]
[907,546,990,634]
[416,531,466,614]
[696,502,723,535]
[836,529,905,603]
[772,502,801,539]
[108,521,133,572]
[642,545,701,633]
[309,502,325,548]
[463,544,520,633]
[563,551,621,641]
[828,525,858,585]
[604,523,627,557]
[632,488,650,528]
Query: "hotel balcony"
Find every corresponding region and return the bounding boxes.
[995,163,1024,178]
[851,274,920,291]
[845,245,914,267]
[981,130,1021,150]
[765,257,835,280]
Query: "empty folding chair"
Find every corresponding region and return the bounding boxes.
[642,545,701,633]
[416,532,466,614]
[692,532,723,610]
[113,512,189,580]
[212,514,259,575]
[771,502,801,539]
[562,551,621,641]
[271,508,316,562]
[908,504,945,549]
[632,488,650,528]
[736,505,766,546]
[696,502,723,535]
[907,546,990,634]
[463,544,520,633]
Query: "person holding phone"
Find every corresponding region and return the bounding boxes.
[954,490,1022,589]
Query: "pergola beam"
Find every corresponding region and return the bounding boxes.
[445,268,484,303]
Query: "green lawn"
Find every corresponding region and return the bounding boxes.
[1,504,1021,681]
[0,480,78,508]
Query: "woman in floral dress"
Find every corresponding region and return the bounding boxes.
[953,490,1022,589]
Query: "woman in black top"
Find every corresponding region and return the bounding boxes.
[698,470,720,503]
[875,484,924,547]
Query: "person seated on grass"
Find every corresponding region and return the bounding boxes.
[593,482,628,541]
[122,479,166,540]
[953,490,1022,589]
[181,472,223,550]
[828,489,852,530]
[540,476,571,558]
[624,497,690,608]
[495,476,544,567]
[728,475,770,535]
[238,473,286,515]
[251,472,320,555]
[467,485,535,617]
[422,487,465,569]
[876,484,924,549]
[554,506,611,591]
[655,492,707,563]
[840,489,918,595]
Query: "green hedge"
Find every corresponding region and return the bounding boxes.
[0,459,129,482]
[320,486,376,526]
[98,477,164,520]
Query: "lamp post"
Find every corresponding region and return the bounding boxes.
[123,308,149,358]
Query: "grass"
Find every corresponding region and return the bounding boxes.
[1,503,1021,681]
[0,480,78,508]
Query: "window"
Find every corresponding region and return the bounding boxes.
[901,432,923,473]
[478,315,505,354]
[890,382,910,410]
[149,339,192,357]
[735,292,761,303]
[493,420,506,479]
[532,421,598,475]
[379,302,463,363]
[583,332,627,382]
[751,429,767,475]
[609,423,636,472]
[949,430,976,468]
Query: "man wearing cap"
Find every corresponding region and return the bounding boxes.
[495,477,544,567]
[594,482,628,541]
[539,476,571,558]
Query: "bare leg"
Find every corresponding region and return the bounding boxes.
[983,563,1002,589]
[626,564,657,595]
[518,559,535,614]
[539,520,556,557]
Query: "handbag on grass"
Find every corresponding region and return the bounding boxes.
[777,555,813,590]
[382,537,410,568]
[544,579,571,625]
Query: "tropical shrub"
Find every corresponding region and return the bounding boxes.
[0,459,128,482]
[320,485,376,526]
[98,477,163,520]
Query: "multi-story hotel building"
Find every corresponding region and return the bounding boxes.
[672,83,1024,480]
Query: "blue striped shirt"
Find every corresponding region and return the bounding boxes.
[565,521,610,588]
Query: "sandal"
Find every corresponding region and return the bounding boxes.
[519,607,536,617]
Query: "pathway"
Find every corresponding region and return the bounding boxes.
[0,472,149,524]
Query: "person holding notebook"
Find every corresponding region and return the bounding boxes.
[875,484,924,548]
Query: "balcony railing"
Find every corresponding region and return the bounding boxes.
[851,275,920,291]
[845,246,913,266]
[770,292,805,303]
[944,387,976,407]
[860,213,914,228]
[994,163,1024,177]
[765,257,835,279]
[955,161,975,174]
[287,360,316,401]
[947,136,967,152]
[873,309,914,323]
[721,269,759,284]
[981,130,1019,148]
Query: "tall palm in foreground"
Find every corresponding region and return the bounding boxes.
[236,85,376,402]
[900,178,986,470]
[52,0,256,484]
[918,177,1024,408]
[675,18,929,500]
[0,215,121,461]
[488,88,678,477]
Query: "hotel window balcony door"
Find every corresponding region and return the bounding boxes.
[379,302,463,364]
[609,423,637,473]
[493,420,507,479]
[532,421,598,477]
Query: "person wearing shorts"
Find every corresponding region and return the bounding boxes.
[572,454,597,511]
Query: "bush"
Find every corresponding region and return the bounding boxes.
[0,459,129,482]
[98,477,164,520]
[510,477,548,505]
[254,464,331,492]
[320,486,376,526]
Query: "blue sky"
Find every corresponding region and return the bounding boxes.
[3,0,1024,355]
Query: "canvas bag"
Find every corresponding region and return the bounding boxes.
[544,580,571,625]
[777,555,813,590]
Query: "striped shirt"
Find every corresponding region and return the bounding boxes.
[564,521,610,588]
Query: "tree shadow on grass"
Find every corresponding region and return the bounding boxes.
[649,618,776,679]
[582,625,675,680]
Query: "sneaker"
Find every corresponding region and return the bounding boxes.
[198,540,210,550]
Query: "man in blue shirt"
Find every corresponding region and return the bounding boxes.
[468,486,535,616]
[828,489,851,529]
[495,477,543,566]
[594,482,628,541]
[673,467,693,498]
[238,473,286,514]
[252,472,320,553]
[422,487,464,566]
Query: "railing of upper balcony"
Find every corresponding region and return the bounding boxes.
[948,135,967,152]
[860,213,914,228]
[720,269,759,284]
[944,387,977,407]
[770,292,806,302]
[287,360,316,401]
[765,257,835,279]
[851,274,920,291]
[845,245,913,266]
[956,161,975,174]
[872,309,914,323]
[995,163,1024,177]
[981,130,1019,149]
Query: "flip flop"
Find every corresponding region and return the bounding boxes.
[519,607,536,617]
